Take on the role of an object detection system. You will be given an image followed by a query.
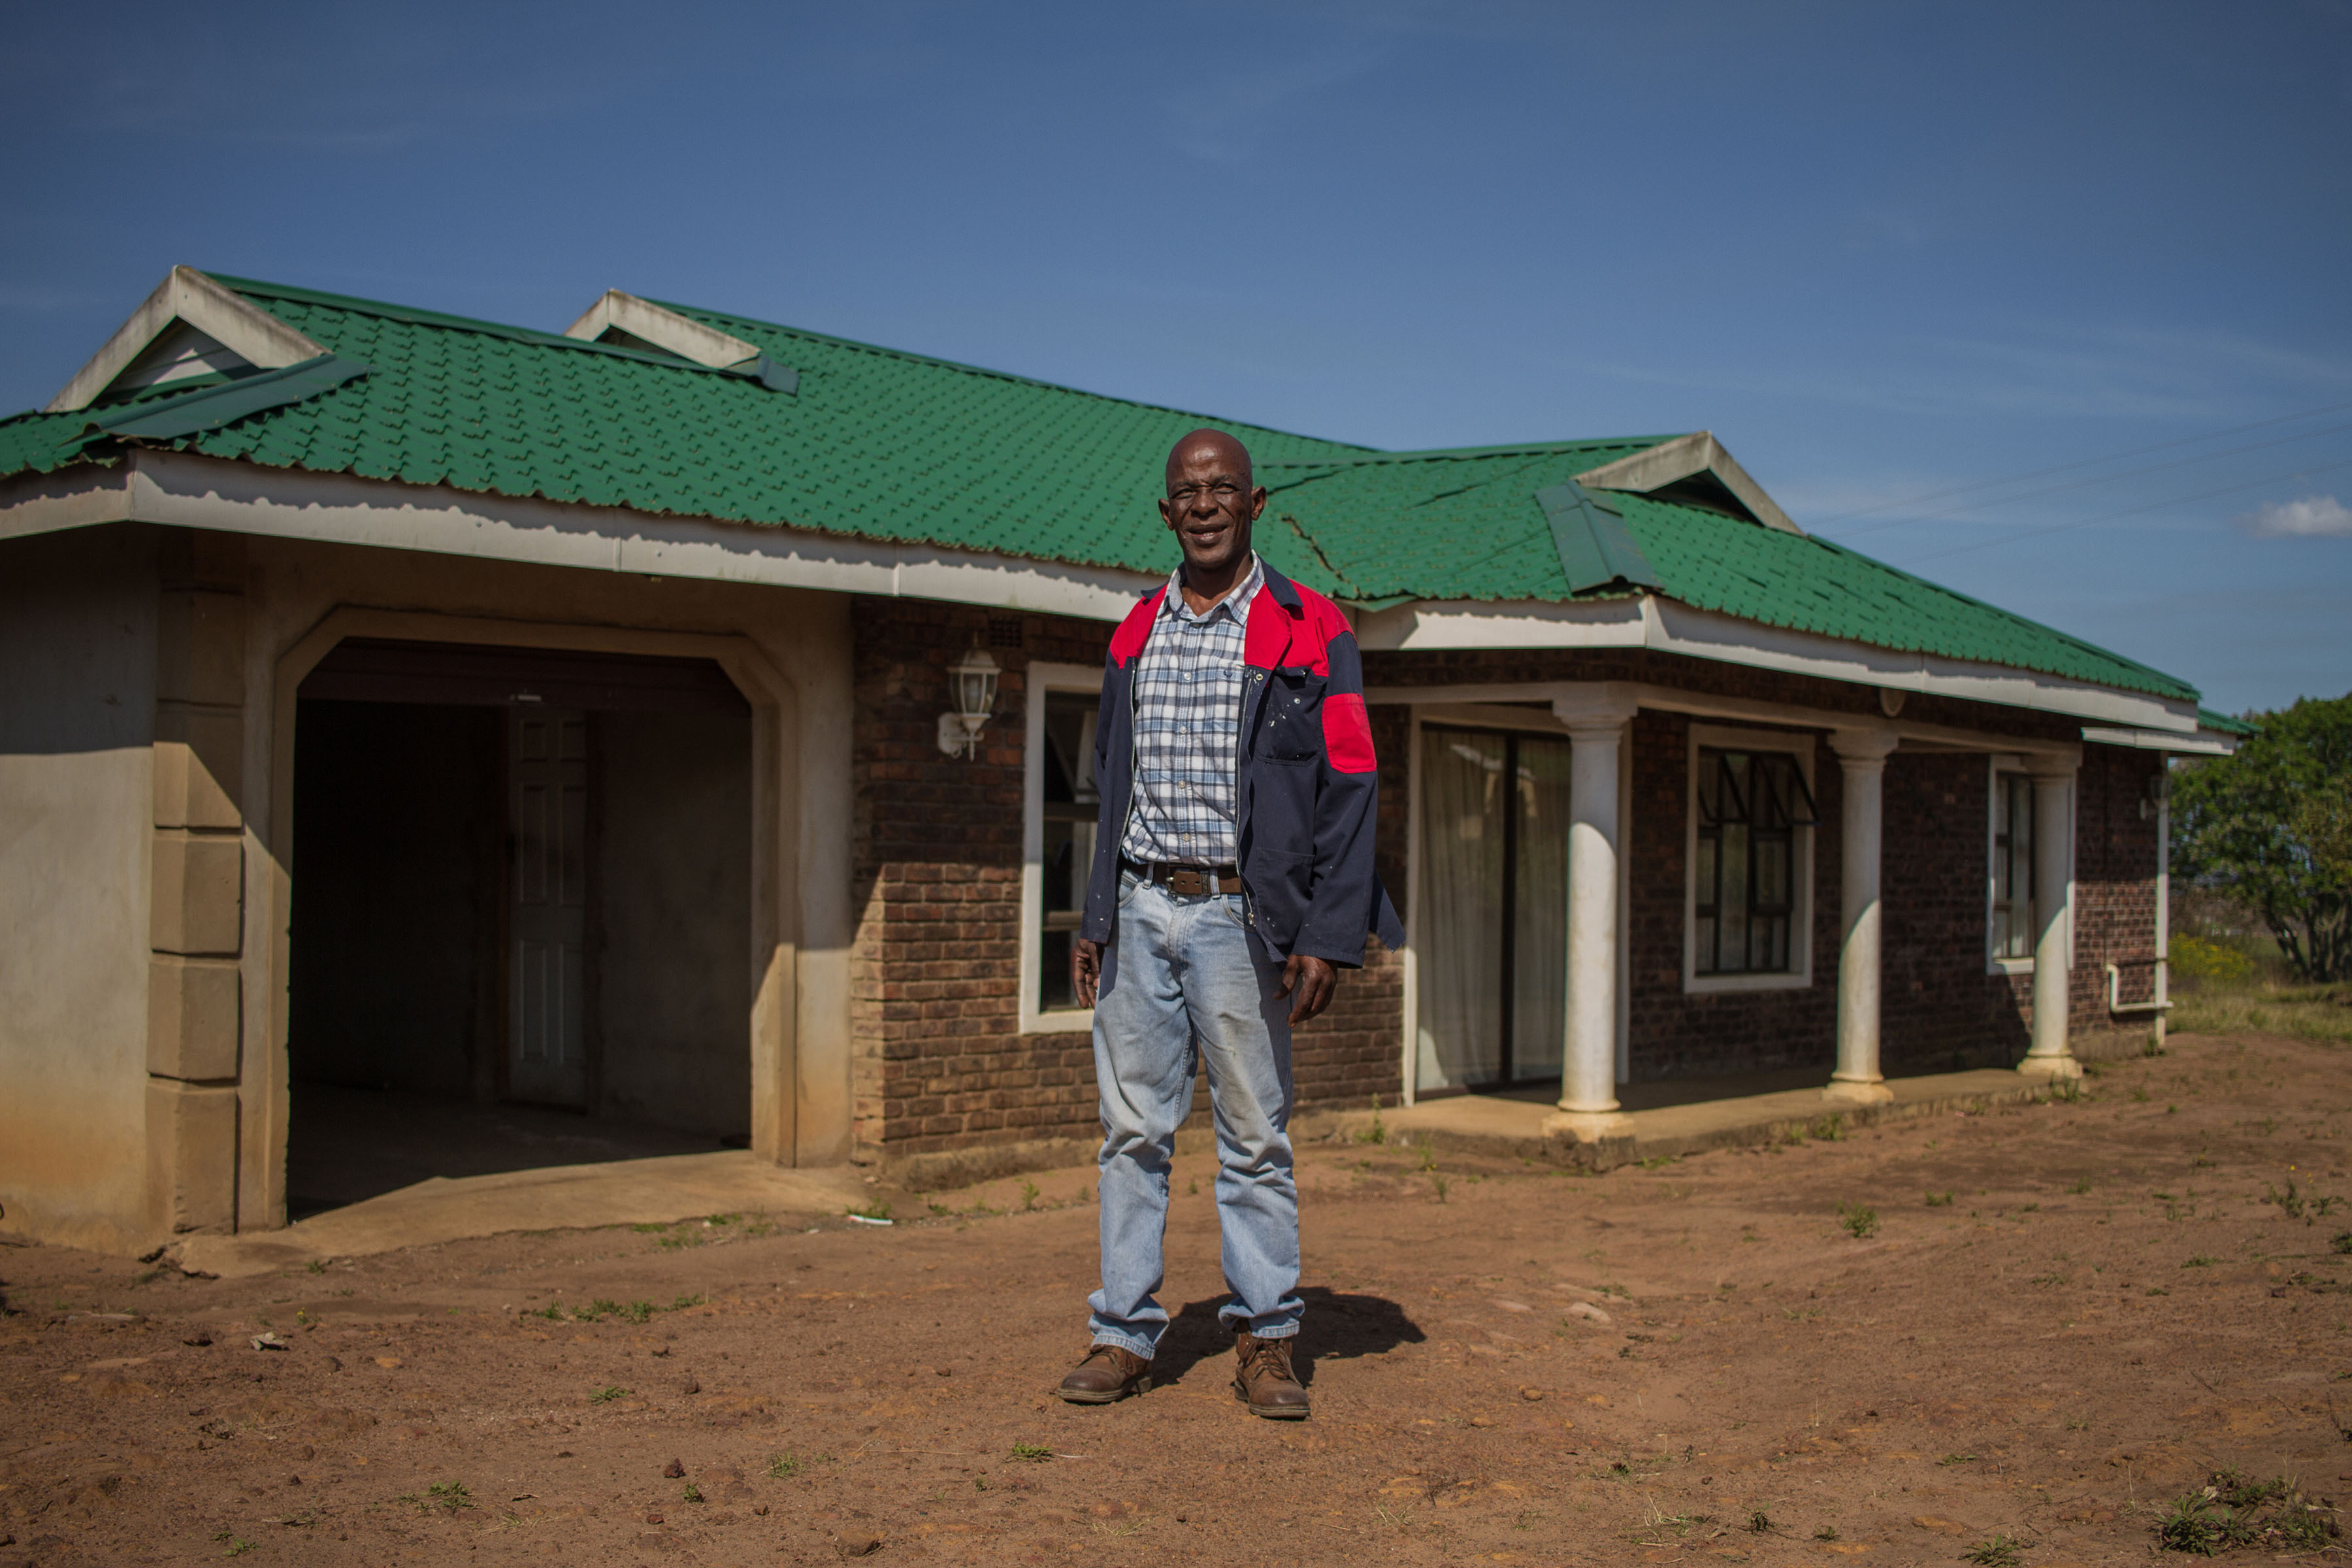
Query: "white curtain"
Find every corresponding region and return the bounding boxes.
[1416,732,1505,1090]
[1511,735,1571,1080]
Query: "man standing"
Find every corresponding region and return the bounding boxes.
[1054,428,1401,1419]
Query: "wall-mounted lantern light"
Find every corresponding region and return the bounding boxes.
[936,644,1000,759]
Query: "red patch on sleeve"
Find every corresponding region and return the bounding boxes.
[1322,692,1377,774]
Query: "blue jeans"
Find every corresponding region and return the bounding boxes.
[1088,871,1301,1358]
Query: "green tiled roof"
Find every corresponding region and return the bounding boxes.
[1264,446,2197,700]
[0,273,2199,704]
[2198,708,2259,736]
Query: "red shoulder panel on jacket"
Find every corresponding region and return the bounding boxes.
[1323,692,1377,774]
[1108,588,1165,665]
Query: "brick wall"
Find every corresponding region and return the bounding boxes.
[850,598,1408,1166]
[849,618,2161,1156]
[2067,743,2166,1028]
[1361,646,2167,1083]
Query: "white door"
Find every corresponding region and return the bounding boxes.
[509,708,588,1106]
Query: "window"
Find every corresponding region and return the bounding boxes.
[1021,664,1104,1032]
[1684,728,1818,992]
[1989,770,2036,963]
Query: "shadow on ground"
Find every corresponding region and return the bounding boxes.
[1153,1287,1424,1388]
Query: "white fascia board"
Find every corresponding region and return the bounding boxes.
[45,267,329,413]
[2082,725,2238,757]
[1371,677,2079,758]
[1572,431,1803,536]
[562,289,764,371]
[0,450,1158,622]
[1354,595,1648,651]
[1356,587,2197,735]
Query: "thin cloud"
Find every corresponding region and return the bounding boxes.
[2238,494,2352,538]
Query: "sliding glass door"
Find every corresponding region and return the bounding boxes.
[1415,726,1571,1094]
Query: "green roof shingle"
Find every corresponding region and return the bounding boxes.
[0,274,2198,704]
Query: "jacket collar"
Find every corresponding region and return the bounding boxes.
[1258,559,1303,614]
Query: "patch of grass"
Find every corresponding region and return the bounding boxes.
[2184,1255,2219,1268]
[1746,1510,1772,1533]
[1812,1525,1839,1541]
[1430,1171,1450,1203]
[2334,1232,2352,1256]
[1009,1441,1054,1462]
[704,1212,740,1226]
[1964,1535,2023,1567]
[1019,1180,1041,1211]
[2071,1176,2093,1194]
[214,1533,253,1557]
[767,1452,802,1478]
[426,1480,473,1513]
[304,1258,327,1275]
[589,1385,629,1404]
[847,1200,895,1222]
[680,1482,704,1503]
[1811,1113,1846,1142]
[671,1293,704,1311]
[2154,1467,2337,1554]
[1938,1452,1980,1466]
[657,1228,704,1250]
[1355,1094,1387,1145]
[2172,982,2352,1046]
[1838,1201,1879,1239]
[1925,1190,1954,1207]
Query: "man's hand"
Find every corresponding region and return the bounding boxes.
[1277,954,1337,1026]
[1072,938,1103,1010]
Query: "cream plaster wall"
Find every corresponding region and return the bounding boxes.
[0,527,159,1251]
[235,532,858,1224]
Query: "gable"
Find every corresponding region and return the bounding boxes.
[44,266,329,413]
[1573,431,1802,536]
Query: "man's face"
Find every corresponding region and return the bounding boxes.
[1158,434,1267,580]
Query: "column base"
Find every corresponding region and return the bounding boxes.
[1543,1109,1633,1142]
[1822,1078,1895,1105]
[2016,1054,2083,1081]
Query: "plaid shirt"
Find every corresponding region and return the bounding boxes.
[1118,554,1264,867]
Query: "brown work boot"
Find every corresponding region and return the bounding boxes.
[1232,1331,1310,1419]
[1053,1342,1151,1405]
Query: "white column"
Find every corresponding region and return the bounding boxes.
[1545,686,1638,1134]
[1827,728,1900,1104]
[2018,760,2081,1079]
[2153,766,2170,1053]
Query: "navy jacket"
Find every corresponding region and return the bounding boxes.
[1079,561,1405,967]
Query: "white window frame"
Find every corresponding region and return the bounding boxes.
[1020,661,1105,1035]
[1398,701,1633,1098]
[1683,723,1816,994]
[1986,756,2036,975]
[1984,755,2076,976]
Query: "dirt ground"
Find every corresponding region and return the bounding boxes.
[7,1030,2351,1567]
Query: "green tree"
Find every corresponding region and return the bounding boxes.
[2171,694,2352,982]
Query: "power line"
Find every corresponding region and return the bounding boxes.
[1806,395,2352,530]
[1825,419,2352,538]
[1889,456,2352,567]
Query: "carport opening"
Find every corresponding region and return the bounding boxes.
[286,639,754,1219]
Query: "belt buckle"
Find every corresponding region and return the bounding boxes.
[1166,865,1207,896]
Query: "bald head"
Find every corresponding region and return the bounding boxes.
[1166,427,1254,491]
[1158,427,1267,594]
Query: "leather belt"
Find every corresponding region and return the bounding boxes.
[1124,857,1242,896]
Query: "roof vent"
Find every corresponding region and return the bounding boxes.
[1573,431,1802,536]
[563,290,797,393]
[46,266,331,413]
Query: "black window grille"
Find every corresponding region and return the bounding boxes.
[1694,747,1817,975]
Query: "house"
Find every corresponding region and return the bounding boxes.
[0,267,2244,1254]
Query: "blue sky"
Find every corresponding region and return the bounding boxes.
[4,1,2346,713]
